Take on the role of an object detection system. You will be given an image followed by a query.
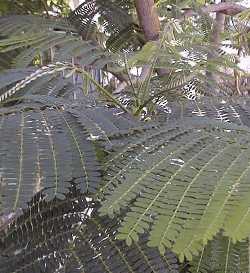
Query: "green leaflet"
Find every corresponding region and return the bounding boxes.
[128,41,158,67]
[0,189,179,273]
[190,234,250,273]
[99,118,250,261]
[0,187,92,273]
[65,210,179,273]
[0,15,119,70]
[0,100,101,214]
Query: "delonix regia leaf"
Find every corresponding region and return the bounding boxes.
[65,211,179,273]
[167,96,250,128]
[99,117,250,261]
[0,15,119,71]
[0,101,101,214]
[190,233,250,273]
[0,186,93,273]
[68,0,139,52]
[0,189,179,273]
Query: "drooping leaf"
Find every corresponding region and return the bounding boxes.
[0,100,101,214]
[65,210,179,273]
[68,0,141,51]
[0,15,119,70]
[99,117,250,260]
[190,233,250,273]
[0,190,179,273]
[0,186,93,273]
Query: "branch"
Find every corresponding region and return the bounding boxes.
[135,0,161,41]
[183,3,247,18]
[202,2,246,15]
[112,2,248,94]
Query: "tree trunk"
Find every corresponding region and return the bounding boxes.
[211,12,226,46]
[135,0,169,77]
[135,0,160,41]
[206,1,226,93]
[113,0,161,93]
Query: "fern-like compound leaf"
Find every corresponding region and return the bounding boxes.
[190,234,250,273]
[99,118,250,260]
[0,100,100,214]
[65,211,179,273]
[0,15,119,70]
[0,186,93,273]
[0,191,179,273]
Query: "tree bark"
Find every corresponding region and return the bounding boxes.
[211,12,226,46]
[182,2,246,18]
[135,0,160,41]
[113,0,161,94]
[134,0,169,77]
[206,1,226,93]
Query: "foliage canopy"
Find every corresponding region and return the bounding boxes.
[1,1,250,273]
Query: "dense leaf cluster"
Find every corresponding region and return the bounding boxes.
[1,1,250,273]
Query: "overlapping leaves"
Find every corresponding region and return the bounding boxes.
[69,0,141,52]
[0,186,180,273]
[65,209,179,273]
[191,234,250,273]
[0,186,93,273]
[0,15,117,69]
[0,99,101,214]
[99,117,250,261]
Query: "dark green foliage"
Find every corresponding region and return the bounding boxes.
[68,0,142,52]
[0,15,74,36]
[0,0,70,16]
[2,68,250,273]
[0,99,101,213]
[0,16,118,69]
[0,186,93,273]
[1,1,250,272]
[168,96,250,127]
[65,210,179,273]
[191,234,250,273]
[0,187,179,273]
[0,63,122,105]
[0,68,35,91]
[0,66,76,100]
[22,95,144,138]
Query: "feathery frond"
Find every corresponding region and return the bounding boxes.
[168,96,250,127]
[65,209,179,273]
[0,99,100,213]
[0,64,128,113]
[0,186,93,273]
[190,234,250,273]
[0,190,179,273]
[0,62,73,102]
[0,15,119,70]
[99,117,250,261]
[68,0,141,51]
